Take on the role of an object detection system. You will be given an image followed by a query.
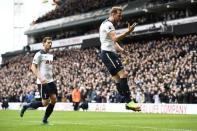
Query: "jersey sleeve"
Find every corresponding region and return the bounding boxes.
[105,22,115,33]
[32,52,41,64]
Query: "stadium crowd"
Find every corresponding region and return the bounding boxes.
[33,7,197,43]
[0,34,197,104]
[34,0,195,24]
[34,0,128,24]
[30,0,197,44]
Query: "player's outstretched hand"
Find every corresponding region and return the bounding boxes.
[127,22,137,34]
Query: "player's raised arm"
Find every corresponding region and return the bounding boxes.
[108,22,137,43]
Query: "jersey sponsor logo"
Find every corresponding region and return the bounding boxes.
[45,60,53,64]
[41,54,53,65]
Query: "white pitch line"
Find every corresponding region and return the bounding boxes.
[23,120,193,131]
[0,119,193,131]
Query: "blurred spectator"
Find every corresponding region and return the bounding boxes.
[79,98,89,111]
[1,98,9,110]
[72,86,81,111]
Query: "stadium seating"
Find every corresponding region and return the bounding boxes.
[0,34,196,103]
[0,0,197,104]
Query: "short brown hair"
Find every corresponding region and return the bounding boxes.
[110,6,123,14]
[42,37,52,43]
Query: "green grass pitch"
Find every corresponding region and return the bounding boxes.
[0,110,196,131]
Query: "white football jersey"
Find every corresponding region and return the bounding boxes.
[32,50,54,84]
[99,19,116,53]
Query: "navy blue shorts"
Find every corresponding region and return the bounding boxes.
[38,82,57,100]
[100,50,123,76]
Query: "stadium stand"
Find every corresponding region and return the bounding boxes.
[0,34,197,103]
[26,0,197,44]
[0,0,197,104]
[33,0,129,24]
